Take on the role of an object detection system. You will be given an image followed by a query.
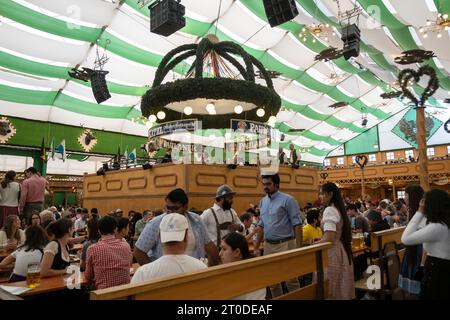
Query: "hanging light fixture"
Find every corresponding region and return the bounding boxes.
[183,106,193,115]
[234,105,243,114]
[418,13,450,38]
[148,114,157,123]
[256,108,265,117]
[157,111,166,120]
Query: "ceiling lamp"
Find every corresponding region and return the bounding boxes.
[141,34,281,129]
[183,106,192,115]
[419,13,449,38]
[268,115,277,125]
[299,23,336,43]
[148,114,157,123]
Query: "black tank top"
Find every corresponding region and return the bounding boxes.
[51,241,70,270]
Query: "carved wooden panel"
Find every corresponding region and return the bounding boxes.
[233,175,258,188]
[106,180,123,191]
[279,173,291,184]
[295,174,314,185]
[425,162,446,173]
[86,182,101,193]
[154,174,178,188]
[354,168,377,177]
[196,173,226,187]
[327,171,349,179]
[128,177,147,190]
[382,166,409,175]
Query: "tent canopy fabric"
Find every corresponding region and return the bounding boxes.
[0,0,449,163]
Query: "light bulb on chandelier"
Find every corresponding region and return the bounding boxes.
[234,105,243,114]
[184,106,192,115]
[157,111,166,120]
[148,114,157,123]
[256,108,265,117]
[206,103,216,114]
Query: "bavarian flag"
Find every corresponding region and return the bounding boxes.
[129,148,137,163]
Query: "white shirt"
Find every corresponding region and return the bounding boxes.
[0,229,26,248]
[131,255,207,284]
[201,203,242,246]
[185,217,196,256]
[401,211,450,260]
[74,218,87,236]
[11,247,43,276]
[322,206,341,232]
[0,182,20,207]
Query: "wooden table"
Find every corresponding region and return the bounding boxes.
[2,263,139,297]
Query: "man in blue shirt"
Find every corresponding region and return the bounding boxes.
[134,188,220,267]
[253,173,303,297]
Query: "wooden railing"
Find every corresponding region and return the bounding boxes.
[369,227,405,253]
[91,243,331,300]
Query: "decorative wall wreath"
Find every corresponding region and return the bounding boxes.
[0,117,16,144]
[141,35,281,129]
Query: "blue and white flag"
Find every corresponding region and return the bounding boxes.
[129,148,137,163]
[56,139,66,162]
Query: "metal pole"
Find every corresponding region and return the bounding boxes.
[361,168,365,199]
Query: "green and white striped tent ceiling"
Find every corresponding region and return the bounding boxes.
[1,0,449,164]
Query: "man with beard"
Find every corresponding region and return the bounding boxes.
[201,185,244,249]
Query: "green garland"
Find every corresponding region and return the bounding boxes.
[141,77,281,129]
[398,65,439,107]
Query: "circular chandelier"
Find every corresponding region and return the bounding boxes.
[141,34,281,129]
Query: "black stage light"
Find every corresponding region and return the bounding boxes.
[91,70,111,104]
[263,0,298,28]
[341,24,361,60]
[149,0,185,36]
[96,168,105,176]
[292,163,300,169]
[227,164,237,169]
[112,161,120,170]
[143,162,153,170]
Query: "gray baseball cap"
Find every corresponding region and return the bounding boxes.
[215,184,236,198]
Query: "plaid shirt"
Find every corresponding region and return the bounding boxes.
[85,235,131,290]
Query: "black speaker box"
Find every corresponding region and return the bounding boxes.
[150,0,185,36]
[91,70,111,104]
[263,0,299,28]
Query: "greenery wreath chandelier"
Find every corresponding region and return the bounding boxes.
[141,34,281,129]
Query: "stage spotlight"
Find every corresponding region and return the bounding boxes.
[292,163,300,169]
[149,0,185,36]
[143,162,153,170]
[227,164,237,169]
[96,168,105,176]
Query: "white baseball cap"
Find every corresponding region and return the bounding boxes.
[160,213,188,243]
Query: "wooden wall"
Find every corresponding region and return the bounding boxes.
[83,164,319,215]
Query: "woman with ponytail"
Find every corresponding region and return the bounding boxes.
[315,182,354,299]
[0,171,20,228]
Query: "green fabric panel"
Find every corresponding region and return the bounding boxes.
[295,0,338,27]
[53,93,132,119]
[52,192,65,206]
[5,117,147,156]
[66,193,77,206]
[344,125,379,155]
[0,84,57,105]
[434,0,450,13]
[0,0,101,43]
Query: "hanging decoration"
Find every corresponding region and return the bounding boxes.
[141,34,281,129]
[444,119,450,133]
[299,23,337,43]
[394,49,436,65]
[315,47,344,62]
[397,65,439,107]
[418,13,449,38]
[355,155,368,169]
[77,129,97,152]
[0,117,16,144]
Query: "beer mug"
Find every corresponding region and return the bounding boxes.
[26,263,41,289]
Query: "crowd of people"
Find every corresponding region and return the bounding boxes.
[1,166,449,300]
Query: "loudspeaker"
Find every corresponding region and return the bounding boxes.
[341,24,361,60]
[91,70,111,104]
[263,0,298,27]
[150,0,185,36]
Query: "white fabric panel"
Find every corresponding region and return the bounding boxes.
[338,75,374,97]
[309,122,338,136]
[309,95,338,115]
[120,120,148,137]
[26,0,118,26]
[47,108,126,133]
[269,34,317,70]
[327,145,345,157]
[389,0,437,27]
[82,49,157,86]
[361,29,402,56]
[0,70,65,90]
[314,141,335,150]
[64,81,141,106]
[284,112,321,130]
[0,23,89,64]
[334,107,364,123]
[108,12,178,56]
[0,155,33,172]
[300,153,326,164]
[282,81,321,105]
[360,87,386,107]
[0,101,51,121]
[46,157,99,175]
[183,0,234,21]
[242,24,286,50]
[332,128,358,141]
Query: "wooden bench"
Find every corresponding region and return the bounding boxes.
[91,243,332,300]
[355,227,406,297]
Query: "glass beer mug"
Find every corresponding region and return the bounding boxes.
[26,263,41,289]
